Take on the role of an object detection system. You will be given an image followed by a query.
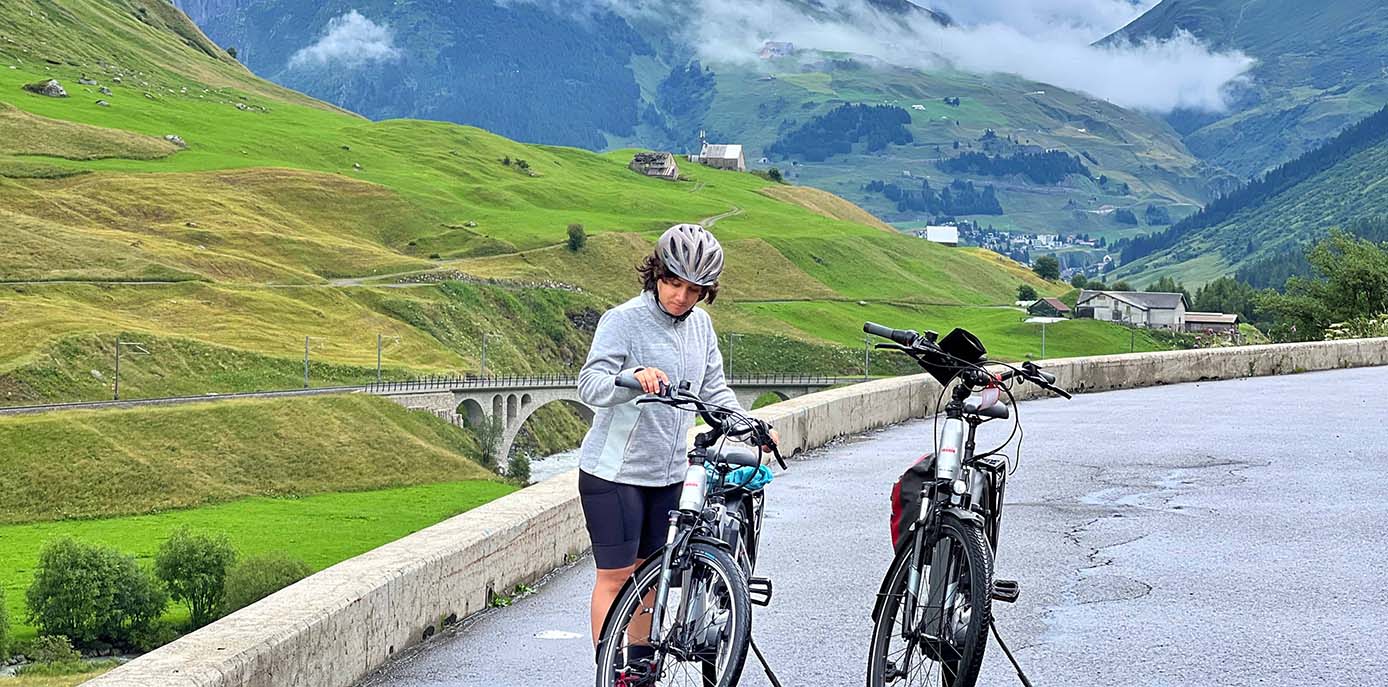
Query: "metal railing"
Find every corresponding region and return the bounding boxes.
[365,373,858,394]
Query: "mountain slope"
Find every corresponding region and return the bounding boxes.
[0,0,1142,409]
[175,0,1210,235]
[1108,0,1388,178]
[1112,105,1388,286]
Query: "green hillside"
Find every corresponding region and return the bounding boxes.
[1113,105,1388,286]
[693,62,1209,238]
[1108,0,1388,178]
[179,0,1209,237]
[0,0,1127,413]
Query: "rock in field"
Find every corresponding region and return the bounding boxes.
[164,134,187,148]
[96,99,110,107]
[22,79,67,97]
[78,77,97,86]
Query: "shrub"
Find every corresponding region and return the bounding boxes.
[767,167,783,183]
[566,223,586,252]
[1070,273,1089,289]
[507,453,532,484]
[19,635,81,664]
[25,538,167,649]
[221,553,313,615]
[155,528,238,629]
[0,586,10,661]
[1016,284,1037,301]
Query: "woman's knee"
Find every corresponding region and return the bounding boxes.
[595,564,637,591]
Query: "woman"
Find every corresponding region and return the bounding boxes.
[575,223,775,653]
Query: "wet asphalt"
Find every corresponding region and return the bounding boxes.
[360,367,1388,686]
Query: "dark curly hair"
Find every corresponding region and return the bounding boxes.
[637,250,719,304]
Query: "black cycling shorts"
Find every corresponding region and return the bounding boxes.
[578,470,681,570]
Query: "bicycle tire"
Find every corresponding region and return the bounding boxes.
[866,515,992,687]
[595,542,752,687]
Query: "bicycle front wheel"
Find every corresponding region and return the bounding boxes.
[596,542,752,687]
[866,515,992,687]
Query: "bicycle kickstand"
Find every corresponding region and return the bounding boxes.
[990,619,1035,687]
[749,636,785,687]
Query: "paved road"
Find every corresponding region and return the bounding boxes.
[360,368,1388,686]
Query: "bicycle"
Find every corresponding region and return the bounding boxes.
[595,376,786,687]
[861,322,1072,687]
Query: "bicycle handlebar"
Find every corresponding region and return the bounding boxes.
[621,374,788,469]
[864,321,1073,400]
[864,321,920,347]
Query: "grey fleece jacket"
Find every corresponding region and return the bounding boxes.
[577,291,745,486]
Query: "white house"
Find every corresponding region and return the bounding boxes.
[689,132,746,172]
[925,225,959,247]
[1075,290,1187,329]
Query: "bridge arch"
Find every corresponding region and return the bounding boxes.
[458,398,485,427]
[499,397,596,467]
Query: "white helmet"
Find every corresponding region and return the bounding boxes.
[658,223,724,286]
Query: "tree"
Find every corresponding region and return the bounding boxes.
[1257,229,1388,341]
[1193,276,1260,323]
[566,223,586,252]
[225,46,238,60]
[1111,280,1134,291]
[767,167,783,183]
[26,538,167,648]
[1114,208,1139,225]
[155,528,238,629]
[1017,284,1038,301]
[1070,273,1089,289]
[1032,255,1060,281]
[1146,275,1191,304]
[473,414,505,470]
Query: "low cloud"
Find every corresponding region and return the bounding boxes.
[607,0,1255,113]
[289,10,402,70]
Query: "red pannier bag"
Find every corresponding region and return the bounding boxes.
[890,453,936,550]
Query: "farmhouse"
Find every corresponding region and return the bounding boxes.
[1075,290,1187,329]
[1027,297,1071,318]
[1184,311,1240,336]
[689,132,746,172]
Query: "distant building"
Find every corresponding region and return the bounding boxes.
[759,41,795,59]
[1028,298,1071,318]
[628,151,680,180]
[1184,311,1240,336]
[1075,290,1187,329]
[689,132,746,172]
[925,225,959,247]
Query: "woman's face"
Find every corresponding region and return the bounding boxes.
[657,276,705,317]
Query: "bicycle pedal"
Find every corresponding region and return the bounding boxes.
[749,576,774,606]
[992,578,1021,603]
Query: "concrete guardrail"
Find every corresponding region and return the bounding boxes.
[86,338,1388,686]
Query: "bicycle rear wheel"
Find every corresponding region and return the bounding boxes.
[866,515,992,687]
[596,542,752,687]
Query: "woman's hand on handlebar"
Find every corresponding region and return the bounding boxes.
[760,428,780,454]
[633,367,669,394]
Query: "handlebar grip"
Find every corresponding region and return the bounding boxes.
[863,322,917,346]
[615,371,643,390]
[1037,369,1057,385]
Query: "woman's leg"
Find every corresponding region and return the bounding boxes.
[579,471,642,647]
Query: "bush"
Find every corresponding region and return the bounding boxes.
[1016,284,1037,301]
[1070,273,1089,289]
[0,586,10,661]
[507,453,532,484]
[155,528,238,629]
[26,539,167,649]
[19,635,81,664]
[767,167,783,183]
[221,553,312,615]
[566,223,586,252]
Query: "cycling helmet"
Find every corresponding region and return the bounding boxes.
[658,223,724,287]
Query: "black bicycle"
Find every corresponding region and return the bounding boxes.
[862,322,1071,687]
[595,376,785,687]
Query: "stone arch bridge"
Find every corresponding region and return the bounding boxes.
[367,374,858,461]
